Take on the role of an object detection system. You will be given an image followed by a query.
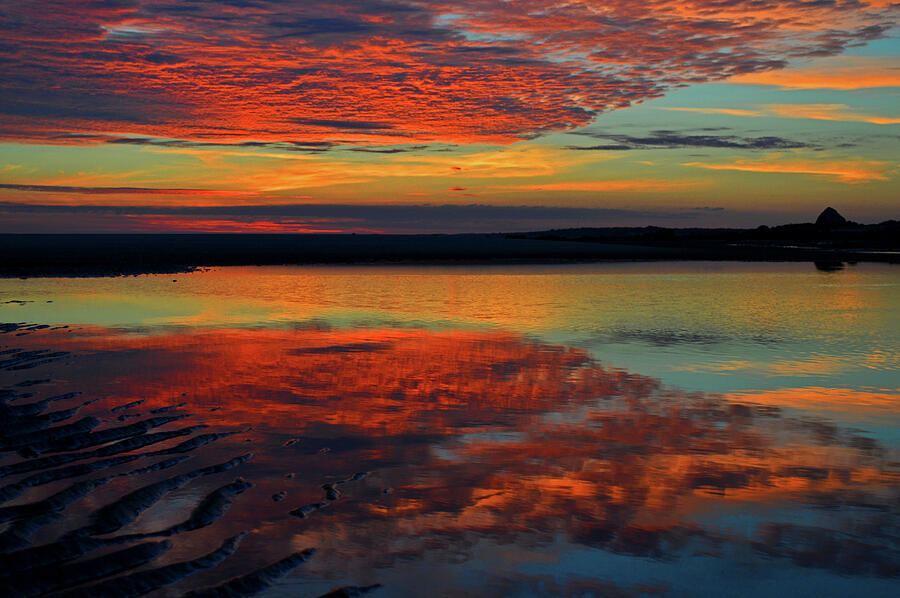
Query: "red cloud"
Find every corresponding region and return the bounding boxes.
[0,1,894,145]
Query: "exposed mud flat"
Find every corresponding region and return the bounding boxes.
[0,323,381,597]
[2,319,898,597]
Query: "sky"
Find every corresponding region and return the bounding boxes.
[0,0,898,233]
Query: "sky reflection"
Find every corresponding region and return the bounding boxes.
[2,322,897,597]
[3,262,897,397]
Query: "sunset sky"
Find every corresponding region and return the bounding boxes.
[1,0,898,233]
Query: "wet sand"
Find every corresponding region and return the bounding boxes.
[1,321,898,597]
[0,323,373,598]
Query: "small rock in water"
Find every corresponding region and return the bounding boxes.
[283,438,299,447]
[272,491,287,502]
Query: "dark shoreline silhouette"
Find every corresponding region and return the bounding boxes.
[2,214,897,277]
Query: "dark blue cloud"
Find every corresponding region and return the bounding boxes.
[0,202,731,233]
[568,130,814,150]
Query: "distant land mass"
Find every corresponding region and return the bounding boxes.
[1,208,897,277]
[507,207,897,251]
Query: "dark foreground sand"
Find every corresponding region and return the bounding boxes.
[0,323,377,598]
[3,322,899,596]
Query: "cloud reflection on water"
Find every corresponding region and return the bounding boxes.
[2,324,898,596]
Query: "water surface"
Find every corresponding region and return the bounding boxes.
[1,262,898,597]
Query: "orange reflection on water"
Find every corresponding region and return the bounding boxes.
[43,326,644,433]
[727,386,900,421]
[7,325,898,582]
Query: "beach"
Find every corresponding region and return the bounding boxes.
[1,264,897,596]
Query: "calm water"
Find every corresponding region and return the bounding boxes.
[1,262,898,597]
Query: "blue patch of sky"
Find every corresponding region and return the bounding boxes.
[843,32,900,56]
[433,11,531,43]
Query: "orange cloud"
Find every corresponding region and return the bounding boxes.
[0,183,244,196]
[390,146,589,179]
[764,103,900,125]
[499,180,706,192]
[660,107,765,117]
[662,103,899,124]
[122,216,372,233]
[142,145,584,194]
[684,156,893,183]
[729,57,900,90]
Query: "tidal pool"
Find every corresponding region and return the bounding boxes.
[1,262,898,597]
